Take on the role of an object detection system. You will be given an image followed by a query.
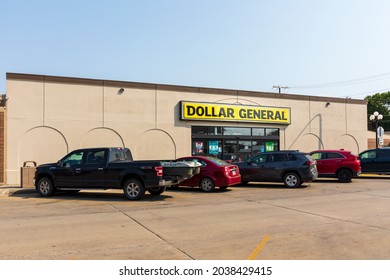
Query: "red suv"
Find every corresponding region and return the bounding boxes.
[309,149,361,183]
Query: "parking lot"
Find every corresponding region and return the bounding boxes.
[1,177,389,260]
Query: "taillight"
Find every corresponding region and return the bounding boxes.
[224,166,238,177]
[304,160,315,165]
[155,166,163,177]
[224,166,230,177]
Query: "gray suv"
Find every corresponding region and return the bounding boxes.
[236,150,318,187]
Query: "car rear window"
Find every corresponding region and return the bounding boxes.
[205,156,229,166]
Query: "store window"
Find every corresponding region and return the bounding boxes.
[192,140,222,157]
[252,128,265,136]
[223,127,251,136]
[266,128,279,136]
[191,126,280,161]
[192,126,222,135]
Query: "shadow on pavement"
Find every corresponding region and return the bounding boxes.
[5,187,174,202]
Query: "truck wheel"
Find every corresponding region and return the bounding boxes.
[148,186,166,195]
[123,179,145,200]
[283,173,301,188]
[199,177,215,192]
[337,169,352,183]
[37,177,55,197]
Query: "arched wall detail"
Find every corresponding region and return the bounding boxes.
[336,133,360,154]
[288,114,323,150]
[289,132,324,152]
[81,127,125,148]
[135,129,176,160]
[215,98,261,106]
[19,126,69,167]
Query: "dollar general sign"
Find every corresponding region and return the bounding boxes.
[180,101,291,124]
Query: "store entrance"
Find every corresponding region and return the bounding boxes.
[191,126,279,162]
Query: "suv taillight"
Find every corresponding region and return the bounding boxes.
[304,160,315,166]
[155,166,163,177]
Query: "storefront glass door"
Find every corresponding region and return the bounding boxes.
[222,140,238,161]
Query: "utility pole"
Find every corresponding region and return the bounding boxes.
[273,85,288,93]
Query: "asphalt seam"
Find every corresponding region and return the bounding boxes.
[106,202,195,260]
[255,199,390,232]
[221,190,390,232]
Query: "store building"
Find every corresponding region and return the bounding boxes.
[0,94,6,184]
[5,73,367,185]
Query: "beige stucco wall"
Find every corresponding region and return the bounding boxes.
[5,73,368,185]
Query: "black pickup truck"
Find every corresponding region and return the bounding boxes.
[34,147,196,200]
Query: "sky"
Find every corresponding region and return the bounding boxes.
[1,0,390,99]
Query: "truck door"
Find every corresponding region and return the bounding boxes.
[80,149,108,187]
[359,150,377,172]
[54,150,85,187]
[375,149,390,173]
[54,149,108,188]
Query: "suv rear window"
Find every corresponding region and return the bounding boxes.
[268,153,288,162]
[288,153,298,161]
[327,152,344,159]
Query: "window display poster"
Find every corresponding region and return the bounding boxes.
[265,142,274,152]
[195,141,203,153]
[209,141,219,155]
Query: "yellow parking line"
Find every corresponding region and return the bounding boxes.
[359,174,390,177]
[247,235,270,260]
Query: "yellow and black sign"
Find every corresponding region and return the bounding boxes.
[180,101,291,124]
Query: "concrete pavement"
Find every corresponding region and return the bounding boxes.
[1,178,390,259]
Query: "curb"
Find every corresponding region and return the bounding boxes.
[0,188,9,197]
[0,187,36,197]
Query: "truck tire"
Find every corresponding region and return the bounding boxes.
[148,186,166,195]
[123,179,145,200]
[37,177,55,197]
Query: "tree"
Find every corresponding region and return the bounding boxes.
[365,91,390,131]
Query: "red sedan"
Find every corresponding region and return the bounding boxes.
[176,156,241,192]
